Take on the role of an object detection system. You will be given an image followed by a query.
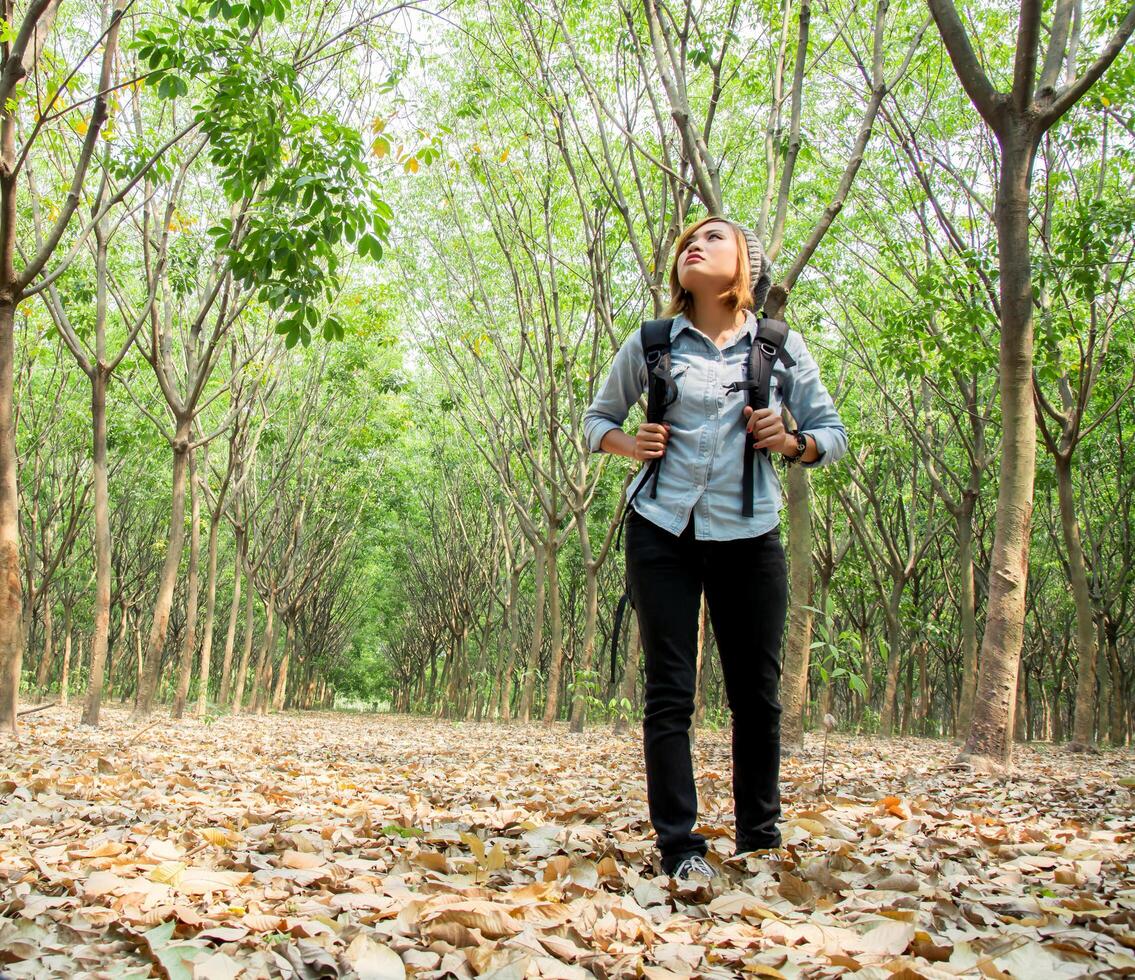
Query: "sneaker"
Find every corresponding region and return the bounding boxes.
[670,853,715,881]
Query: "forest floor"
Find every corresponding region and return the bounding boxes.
[1,707,1134,980]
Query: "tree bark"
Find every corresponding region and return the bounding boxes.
[955,497,979,735]
[231,568,256,714]
[518,542,546,722]
[959,139,1037,770]
[134,423,192,716]
[781,464,814,751]
[1056,455,1099,750]
[542,540,563,723]
[218,535,243,706]
[81,367,113,725]
[195,506,223,716]
[0,302,24,732]
[172,448,201,719]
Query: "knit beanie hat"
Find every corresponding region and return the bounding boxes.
[737,223,772,313]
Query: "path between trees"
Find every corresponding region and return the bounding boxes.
[1,709,1133,978]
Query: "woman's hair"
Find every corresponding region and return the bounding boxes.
[662,216,754,318]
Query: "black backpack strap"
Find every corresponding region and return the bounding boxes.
[641,317,676,499]
[609,591,630,688]
[724,318,796,516]
[615,318,675,551]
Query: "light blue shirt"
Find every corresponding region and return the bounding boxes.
[583,311,847,541]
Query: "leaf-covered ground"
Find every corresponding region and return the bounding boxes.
[1,707,1133,979]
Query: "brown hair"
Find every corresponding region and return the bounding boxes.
[662,216,754,318]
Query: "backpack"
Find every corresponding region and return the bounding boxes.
[607,315,797,689]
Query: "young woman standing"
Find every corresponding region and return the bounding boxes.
[583,216,847,880]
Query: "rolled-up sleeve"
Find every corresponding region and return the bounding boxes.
[583,332,646,453]
[783,332,847,468]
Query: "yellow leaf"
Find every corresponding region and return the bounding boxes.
[404,156,420,174]
[200,827,241,848]
[1101,95,1111,107]
[485,843,507,871]
[460,831,486,864]
[149,860,187,885]
[371,116,385,133]
[498,148,510,163]
[371,136,388,158]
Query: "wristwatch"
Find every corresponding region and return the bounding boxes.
[783,429,807,465]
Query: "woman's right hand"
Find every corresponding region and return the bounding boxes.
[634,422,671,461]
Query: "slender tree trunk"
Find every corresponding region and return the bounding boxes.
[135,423,192,717]
[781,464,814,751]
[694,596,710,730]
[231,574,256,714]
[0,299,23,731]
[1055,457,1098,750]
[195,508,223,716]
[271,617,292,712]
[956,498,979,735]
[614,612,641,734]
[251,594,277,715]
[36,597,53,692]
[172,449,201,719]
[569,559,600,732]
[82,368,113,725]
[519,543,546,722]
[961,140,1037,770]
[880,583,904,734]
[60,602,73,706]
[218,536,243,706]
[1105,621,1124,745]
[498,568,521,722]
[542,542,563,723]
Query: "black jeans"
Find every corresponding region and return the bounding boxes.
[626,507,788,873]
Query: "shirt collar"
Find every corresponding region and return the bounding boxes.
[671,309,758,345]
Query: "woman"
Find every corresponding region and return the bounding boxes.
[583,216,847,880]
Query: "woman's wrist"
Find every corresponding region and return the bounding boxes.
[779,431,817,463]
[600,428,640,460]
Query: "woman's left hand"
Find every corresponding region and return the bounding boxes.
[743,406,793,453]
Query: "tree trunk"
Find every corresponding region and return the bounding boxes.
[135,424,192,717]
[519,542,546,722]
[1056,456,1098,750]
[59,602,73,706]
[498,567,521,722]
[250,593,277,715]
[218,536,243,706]
[231,573,256,714]
[36,596,53,692]
[271,617,292,712]
[961,138,1037,770]
[195,507,223,716]
[0,299,23,732]
[569,558,600,733]
[613,612,641,734]
[781,464,814,751]
[542,541,563,723]
[172,449,201,719]
[879,582,904,734]
[82,368,113,725]
[955,497,979,736]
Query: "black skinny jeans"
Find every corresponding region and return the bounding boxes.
[625,507,788,873]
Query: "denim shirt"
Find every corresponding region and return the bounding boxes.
[583,311,847,541]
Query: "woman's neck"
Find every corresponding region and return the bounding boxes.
[688,296,745,347]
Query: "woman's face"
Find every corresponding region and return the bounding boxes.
[676,220,739,294]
